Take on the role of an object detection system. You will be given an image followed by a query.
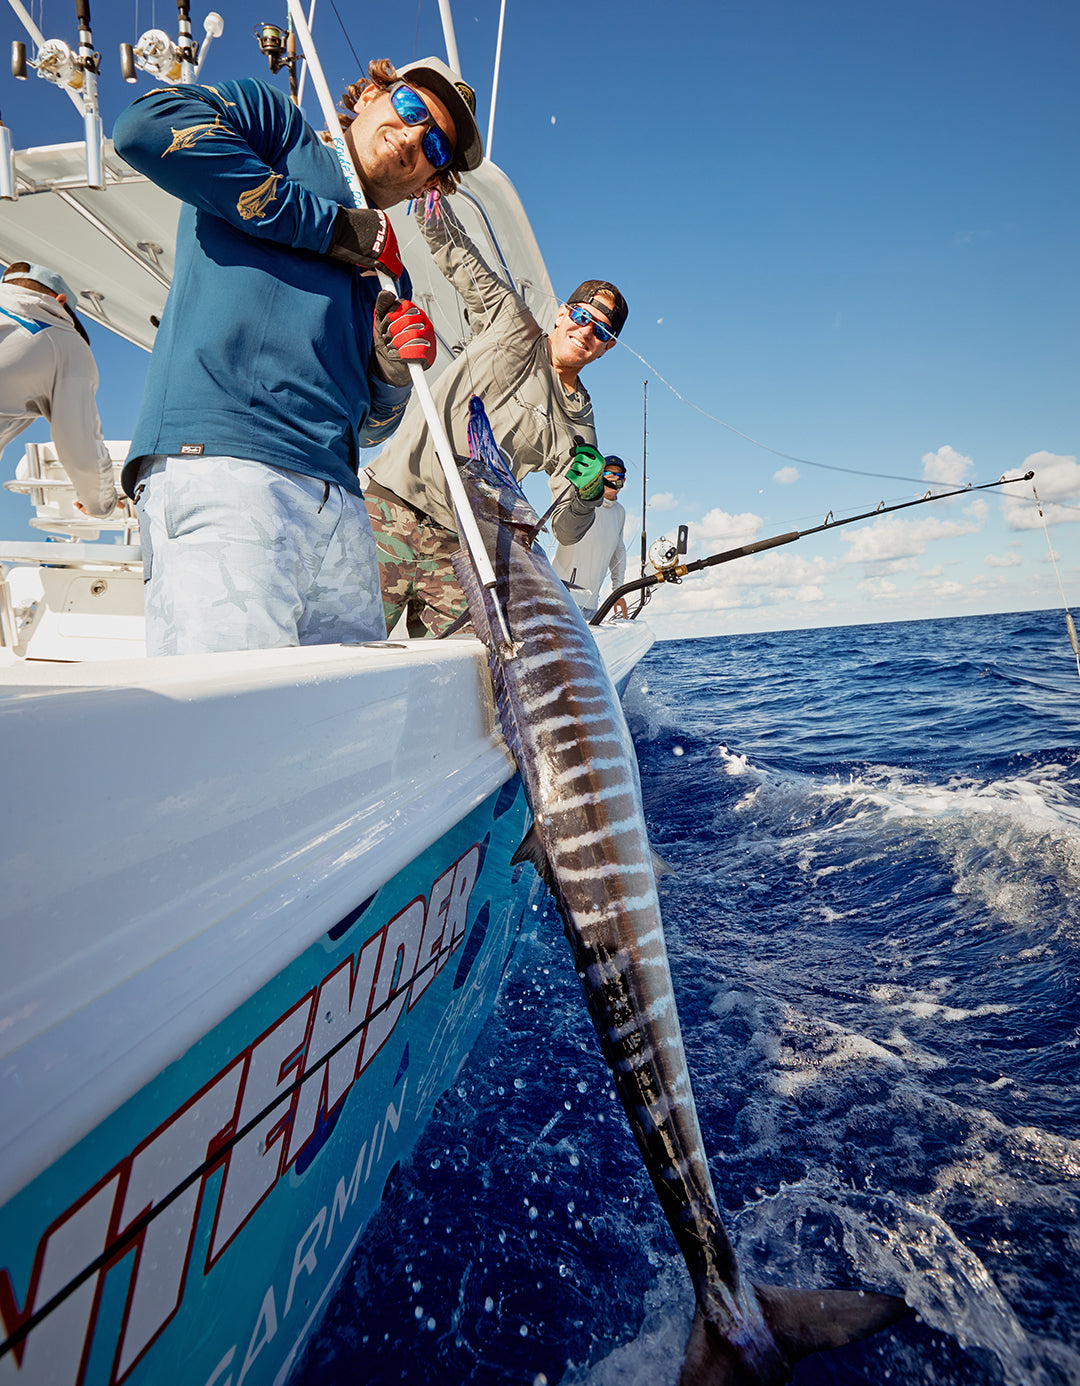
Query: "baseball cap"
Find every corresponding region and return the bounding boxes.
[565,280,628,338]
[398,56,484,173]
[2,262,75,300]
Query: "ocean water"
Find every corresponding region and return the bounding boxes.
[294,607,1080,1386]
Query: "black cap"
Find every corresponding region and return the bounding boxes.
[565,280,628,337]
[398,56,484,172]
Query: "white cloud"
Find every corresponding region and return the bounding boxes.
[840,512,982,566]
[687,508,762,552]
[857,577,899,599]
[644,546,830,616]
[922,445,975,486]
[773,466,800,485]
[984,552,1022,568]
[1001,452,1080,530]
[647,492,679,512]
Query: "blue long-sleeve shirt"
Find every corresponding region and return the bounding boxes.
[114,78,411,498]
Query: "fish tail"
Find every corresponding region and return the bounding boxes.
[678,1285,910,1385]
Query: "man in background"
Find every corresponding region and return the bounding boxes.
[0,261,118,519]
[552,455,630,620]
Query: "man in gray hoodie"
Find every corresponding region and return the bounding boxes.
[0,262,118,519]
[364,197,627,637]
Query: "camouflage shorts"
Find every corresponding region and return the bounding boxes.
[364,490,469,639]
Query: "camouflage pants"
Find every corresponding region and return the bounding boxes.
[364,491,469,639]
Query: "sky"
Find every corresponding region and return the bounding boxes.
[1,0,1077,641]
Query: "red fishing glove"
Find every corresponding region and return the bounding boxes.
[326,207,404,278]
[372,290,437,386]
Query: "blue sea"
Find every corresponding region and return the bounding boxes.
[295,607,1080,1386]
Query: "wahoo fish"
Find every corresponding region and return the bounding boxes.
[451,403,909,1384]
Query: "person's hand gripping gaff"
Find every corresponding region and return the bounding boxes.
[565,442,606,502]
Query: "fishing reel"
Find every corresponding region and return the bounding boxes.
[120,30,183,83]
[11,38,95,91]
[255,23,292,72]
[119,12,223,84]
[252,21,299,97]
[647,527,689,582]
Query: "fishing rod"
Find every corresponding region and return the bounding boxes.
[9,0,103,187]
[634,380,650,620]
[590,470,1036,625]
[285,0,512,647]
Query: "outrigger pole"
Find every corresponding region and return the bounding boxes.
[285,0,512,645]
[591,470,1036,625]
[636,380,649,618]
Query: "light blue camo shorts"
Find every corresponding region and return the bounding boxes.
[133,455,386,657]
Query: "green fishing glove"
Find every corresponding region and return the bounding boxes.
[565,442,606,502]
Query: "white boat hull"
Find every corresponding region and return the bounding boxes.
[0,626,652,1386]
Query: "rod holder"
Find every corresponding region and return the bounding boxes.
[0,125,16,200]
[84,108,103,189]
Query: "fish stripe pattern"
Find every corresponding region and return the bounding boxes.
[450,424,910,1384]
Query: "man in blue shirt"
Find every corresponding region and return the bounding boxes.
[114,57,482,655]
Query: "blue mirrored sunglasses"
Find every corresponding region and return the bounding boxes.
[603,471,625,487]
[568,303,616,343]
[389,83,454,172]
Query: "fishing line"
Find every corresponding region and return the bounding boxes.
[392,204,1066,557]
[324,0,362,73]
[514,280,1065,510]
[1031,482,1080,680]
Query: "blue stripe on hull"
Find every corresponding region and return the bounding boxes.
[0,780,532,1386]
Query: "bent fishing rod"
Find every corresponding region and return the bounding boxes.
[590,470,1035,625]
[285,0,513,646]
